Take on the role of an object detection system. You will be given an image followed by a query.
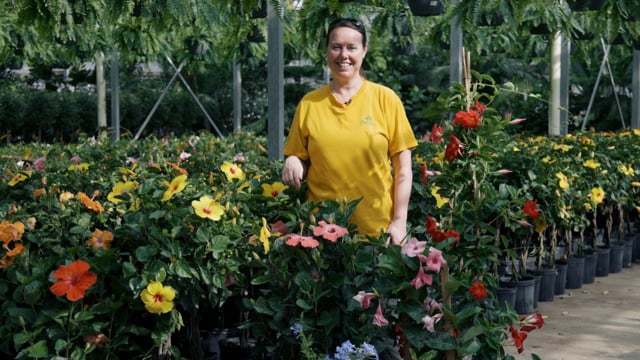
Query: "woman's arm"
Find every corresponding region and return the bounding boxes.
[387,149,413,245]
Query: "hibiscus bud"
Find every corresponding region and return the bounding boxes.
[495,169,513,175]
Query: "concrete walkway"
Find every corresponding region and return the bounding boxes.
[506,263,640,359]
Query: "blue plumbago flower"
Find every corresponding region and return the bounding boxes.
[332,340,379,360]
[290,323,304,339]
[359,342,378,359]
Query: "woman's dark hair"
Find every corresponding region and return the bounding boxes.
[325,18,367,47]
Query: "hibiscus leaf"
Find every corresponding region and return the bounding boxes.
[149,210,166,219]
[13,331,30,346]
[27,340,48,358]
[251,274,272,285]
[169,259,192,278]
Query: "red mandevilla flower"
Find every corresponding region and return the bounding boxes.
[469,281,487,301]
[419,164,428,186]
[453,110,481,129]
[430,123,444,144]
[445,135,465,162]
[520,313,545,332]
[523,199,540,220]
[471,99,486,115]
[509,325,528,353]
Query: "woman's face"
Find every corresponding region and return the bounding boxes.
[326,26,367,81]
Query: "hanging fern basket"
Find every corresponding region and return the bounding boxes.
[408,0,443,17]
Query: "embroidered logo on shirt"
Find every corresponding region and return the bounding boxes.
[360,115,374,126]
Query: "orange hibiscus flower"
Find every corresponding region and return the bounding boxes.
[88,229,114,250]
[77,192,105,213]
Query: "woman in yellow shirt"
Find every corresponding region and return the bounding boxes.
[282,18,417,245]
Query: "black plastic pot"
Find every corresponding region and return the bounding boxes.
[582,250,598,284]
[536,267,557,302]
[595,246,611,277]
[565,256,585,289]
[502,276,536,314]
[568,0,605,11]
[408,0,443,17]
[554,261,568,295]
[609,242,625,273]
[495,286,517,310]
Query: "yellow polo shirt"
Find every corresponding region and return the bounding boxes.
[284,80,418,236]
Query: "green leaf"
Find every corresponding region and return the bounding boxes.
[211,235,230,256]
[169,259,193,278]
[252,297,276,315]
[54,339,67,353]
[27,340,48,358]
[443,280,463,292]
[13,331,31,346]
[149,210,166,219]
[460,325,486,344]
[74,310,94,322]
[295,298,313,310]
[135,245,157,262]
[251,274,272,285]
[122,261,137,278]
[294,272,313,294]
[22,281,42,306]
[405,326,457,351]
[417,350,440,360]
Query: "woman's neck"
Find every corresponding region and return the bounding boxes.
[330,77,363,105]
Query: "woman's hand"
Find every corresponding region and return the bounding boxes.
[282,156,307,189]
[386,220,408,246]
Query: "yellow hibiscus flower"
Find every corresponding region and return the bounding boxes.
[556,172,569,190]
[140,282,176,314]
[590,187,605,205]
[261,182,289,197]
[259,217,271,254]
[162,175,188,202]
[582,159,600,169]
[220,162,245,182]
[191,195,225,221]
[8,171,31,187]
[107,181,138,204]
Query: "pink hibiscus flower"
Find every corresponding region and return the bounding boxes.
[312,221,348,242]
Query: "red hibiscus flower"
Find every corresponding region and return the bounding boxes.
[469,281,487,301]
[49,259,97,301]
[523,199,540,220]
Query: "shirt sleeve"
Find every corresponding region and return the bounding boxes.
[283,102,309,161]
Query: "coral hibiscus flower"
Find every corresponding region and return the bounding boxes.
[50,259,97,301]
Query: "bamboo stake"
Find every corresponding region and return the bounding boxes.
[440,263,455,360]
